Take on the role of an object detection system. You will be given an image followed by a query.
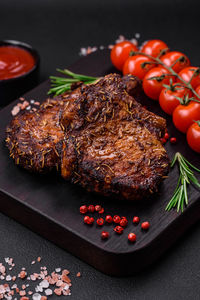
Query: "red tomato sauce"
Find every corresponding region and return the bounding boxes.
[0,46,35,80]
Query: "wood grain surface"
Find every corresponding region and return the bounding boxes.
[0,50,199,276]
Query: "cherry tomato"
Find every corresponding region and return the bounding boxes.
[187,121,200,153]
[123,55,155,80]
[160,51,190,73]
[173,101,200,133]
[141,39,168,58]
[143,67,174,100]
[159,85,192,115]
[178,67,200,89]
[194,85,200,101]
[110,41,138,71]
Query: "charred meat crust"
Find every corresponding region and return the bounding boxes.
[6,97,66,173]
[60,74,169,200]
[5,73,169,201]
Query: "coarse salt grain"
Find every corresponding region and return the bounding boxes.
[55,268,61,273]
[19,290,26,296]
[45,288,53,296]
[55,280,63,287]
[11,106,20,116]
[54,288,62,296]
[6,275,12,281]
[35,285,43,293]
[19,271,27,279]
[39,280,49,289]
[32,293,41,300]
[0,266,6,274]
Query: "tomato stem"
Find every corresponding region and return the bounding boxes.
[131,51,200,101]
[194,120,200,127]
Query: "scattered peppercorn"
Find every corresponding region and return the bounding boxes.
[101,231,109,240]
[79,205,88,214]
[96,218,104,226]
[95,205,102,212]
[128,233,136,242]
[170,137,177,144]
[141,221,150,230]
[133,216,140,224]
[83,216,90,224]
[113,215,121,224]
[120,217,128,227]
[164,132,169,140]
[105,215,113,223]
[88,205,95,213]
[88,217,94,225]
[98,208,104,214]
[114,226,124,234]
[160,138,167,144]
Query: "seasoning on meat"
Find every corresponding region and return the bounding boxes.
[60,74,169,200]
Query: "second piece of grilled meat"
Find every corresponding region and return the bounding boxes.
[60,74,169,200]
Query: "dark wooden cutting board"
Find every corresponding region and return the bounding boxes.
[0,50,199,276]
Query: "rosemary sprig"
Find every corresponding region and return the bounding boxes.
[48,69,99,96]
[166,152,200,212]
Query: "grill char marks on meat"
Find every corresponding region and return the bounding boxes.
[60,74,169,200]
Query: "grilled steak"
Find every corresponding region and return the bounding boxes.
[6,98,65,173]
[60,74,169,200]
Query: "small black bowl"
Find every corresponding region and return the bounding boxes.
[0,40,40,107]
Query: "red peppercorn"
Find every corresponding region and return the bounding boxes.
[98,208,104,214]
[88,205,95,213]
[80,205,88,214]
[160,138,167,144]
[113,215,121,224]
[120,218,128,227]
[164,132,169,140]
[96,218,104,226]
[84,216,90,224]
[128,233,136,242]
[95,205,102,212]
[114,225,124,234]
[170,137,177,144]
[105,215,113,223]
[141,221,150,230]
[88,217,94,225]
[101,231,109,240]
[133,216,140,224]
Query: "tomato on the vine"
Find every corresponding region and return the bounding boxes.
[160,51,190,73]
[110,41,138,71]
[143,67,174,100]
[159,85,191,115]
[178,67,200,89]
[141,39,168,58]
[173,101,200,133]
[122,55,155,80]
[187,121,200,153]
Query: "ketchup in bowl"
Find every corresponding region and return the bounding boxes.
[0,46,35,80]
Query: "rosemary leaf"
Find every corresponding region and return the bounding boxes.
[48,69,99,96]
[166,152,200,213]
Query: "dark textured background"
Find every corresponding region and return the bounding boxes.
[1,0,200,299]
